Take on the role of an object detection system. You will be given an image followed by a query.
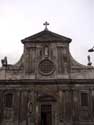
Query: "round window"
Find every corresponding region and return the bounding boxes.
[39,59,55,75]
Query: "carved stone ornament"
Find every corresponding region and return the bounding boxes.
[39,59,55,75]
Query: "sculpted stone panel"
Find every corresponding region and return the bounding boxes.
[25,47,36,73]
[57,47,65,74]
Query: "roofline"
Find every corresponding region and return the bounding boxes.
[21,39,72,44]
[21,30,72,44]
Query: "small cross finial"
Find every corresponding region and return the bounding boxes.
[43,21,49,30]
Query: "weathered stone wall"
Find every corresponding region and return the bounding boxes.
[0,83,94,125]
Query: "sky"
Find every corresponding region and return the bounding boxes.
[0,0,94,66]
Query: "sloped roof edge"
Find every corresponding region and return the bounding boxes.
[21,30,72,43]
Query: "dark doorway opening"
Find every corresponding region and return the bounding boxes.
[41,104,52,125]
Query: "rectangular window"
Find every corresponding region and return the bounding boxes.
[5,93,13,108]
[81,92,88,106]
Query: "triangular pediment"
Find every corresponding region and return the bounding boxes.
[22,30,71,43]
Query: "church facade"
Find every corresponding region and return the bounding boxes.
[0,23,94,125]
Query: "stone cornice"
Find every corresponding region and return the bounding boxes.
[0,79,94,85]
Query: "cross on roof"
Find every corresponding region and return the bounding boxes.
[43,21,49,30]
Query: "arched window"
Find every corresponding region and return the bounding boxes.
[4,93,13,108]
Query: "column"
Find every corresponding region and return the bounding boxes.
[64,89,72,122]
[32,89,38,125]
[17,91,21,125]
[58,90,64,122]
[91,89,94,120]
[72,89,79,124]
[0,90,3,123]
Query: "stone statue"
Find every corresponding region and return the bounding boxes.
[1,56,8,67]
[87,55,92,66]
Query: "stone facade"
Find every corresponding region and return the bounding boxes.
[0,26,94,125]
